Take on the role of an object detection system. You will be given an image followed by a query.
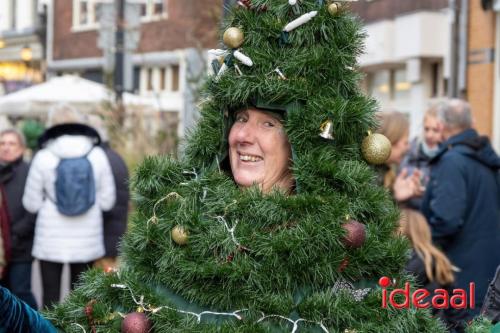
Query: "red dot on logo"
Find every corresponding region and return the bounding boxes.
[378,276,391,288]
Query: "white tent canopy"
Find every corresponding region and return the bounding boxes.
[0,75,160,117]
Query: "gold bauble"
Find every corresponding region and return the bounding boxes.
[327,3,339,15]
[361,132,391,165]
[171,225,189,245]
[223,27,244,49]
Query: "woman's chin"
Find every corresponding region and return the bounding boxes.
[233,175,262,189]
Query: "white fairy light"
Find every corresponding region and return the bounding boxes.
[215,63,229,81]
[274,68,287,80]
[146,192,183,226]
[216,216,244,249]
[111,283,330,332]
[288,0,301,15]
[283,11,317,32]
[257,315,329,333]
[72,323,87,333]
[234,64,243,76]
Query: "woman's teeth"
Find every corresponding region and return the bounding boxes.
[240,154,262,162]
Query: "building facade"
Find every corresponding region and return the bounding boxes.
[0,0,46,95]
[46,0,222,137]
[470,0,500,151]
[350,0,450,138]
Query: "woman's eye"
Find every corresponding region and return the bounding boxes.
[235,115,247,122]
[263,121,275,127]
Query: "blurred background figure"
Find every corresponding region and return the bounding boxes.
[22,104,116,308]
[400,105,443,211]
[400,209,466,332]
[375,111,423,203]
[422,98,500,322]
[0,129,37,309]
[88,115,129,271]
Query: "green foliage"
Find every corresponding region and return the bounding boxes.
[466,317,494,333]
[46,1,447,332]
[21,119,45,151]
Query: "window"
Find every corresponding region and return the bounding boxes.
[73,0,99,29]
[141,64,180,94]
[369,70,391,105]
[147,68,153,91]
[141,0,167,21]
[159,68,166,91]
[171,64,179,92]
[394,68,410,102]
[367,68,412,112]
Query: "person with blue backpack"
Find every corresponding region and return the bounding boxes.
[22,105,116,308]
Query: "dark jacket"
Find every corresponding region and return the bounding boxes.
[422,128,500,319]
[101,143,129,257]
[1,158,36,262]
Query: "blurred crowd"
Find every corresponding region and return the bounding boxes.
[376,98,500,332]
[0,104,129,310]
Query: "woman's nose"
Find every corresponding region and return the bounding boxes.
[234,121,256,144]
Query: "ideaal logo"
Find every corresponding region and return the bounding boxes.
[379,276,475,310]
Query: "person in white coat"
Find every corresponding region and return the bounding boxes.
[22,105,116,308]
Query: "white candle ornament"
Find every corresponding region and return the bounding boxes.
[233,50,253,66]
[283,11,318,32]
[209,49,229,57]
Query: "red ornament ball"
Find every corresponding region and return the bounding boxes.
[341,220,366,248]
[378,276,391,288]
[121,312,152,333]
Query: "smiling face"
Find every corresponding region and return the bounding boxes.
[228,108,294,193]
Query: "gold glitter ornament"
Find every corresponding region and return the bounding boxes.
[171,225,189,245]
[327,3,339,15]
[361,131,391,165]
[223,27,244,49]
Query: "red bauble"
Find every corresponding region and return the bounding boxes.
[121,312,152,333]
[341,220,366,248]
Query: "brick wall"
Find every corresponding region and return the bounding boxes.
[349,0,448,23]
[53,0,101,60]
[53,0,222,61]
[467,0,496,137]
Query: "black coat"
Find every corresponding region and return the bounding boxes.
[1,158,36,262]
[101,143,129,257]
[422,129,500,319]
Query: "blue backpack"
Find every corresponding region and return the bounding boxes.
[54,149,96,216]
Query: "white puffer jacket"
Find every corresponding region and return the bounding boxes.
[22,135,116,263]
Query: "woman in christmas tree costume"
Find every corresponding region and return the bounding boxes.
[0,1,473,332]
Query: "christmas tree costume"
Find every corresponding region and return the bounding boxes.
[41,1,450,332]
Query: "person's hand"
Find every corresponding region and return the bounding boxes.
[93,257,118,272]
[393,168,424,202]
